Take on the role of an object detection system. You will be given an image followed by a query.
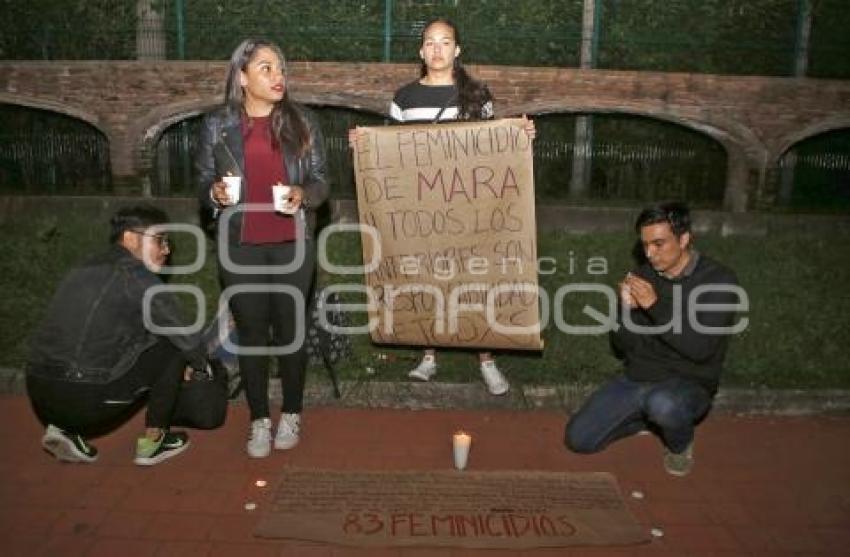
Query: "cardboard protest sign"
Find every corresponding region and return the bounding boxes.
[352,118,543,350]
[255,469,649,548]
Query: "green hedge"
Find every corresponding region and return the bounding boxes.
[2,0,849,78]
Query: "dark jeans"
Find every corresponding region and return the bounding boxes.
[565,375,713,454]
[27,339,187,435]
[218,240,315,420]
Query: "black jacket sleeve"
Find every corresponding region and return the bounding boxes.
[126,264,207,371]
[298,107,330,210]
[196,111,220,214]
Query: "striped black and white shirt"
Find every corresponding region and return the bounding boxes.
[389,80,494,123]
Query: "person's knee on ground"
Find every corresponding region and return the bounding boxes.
[644,389,695,453]
[564,413,604,454]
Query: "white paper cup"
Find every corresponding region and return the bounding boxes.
[222,176,241,204]
[272,184,294,214]
[453,432,471,470]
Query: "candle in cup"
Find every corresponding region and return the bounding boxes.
[452,431,472,470]
[221,175,241,204]
[272,184,293,214]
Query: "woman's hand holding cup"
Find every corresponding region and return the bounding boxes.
[212,175,241,206]
[272,183,304,214]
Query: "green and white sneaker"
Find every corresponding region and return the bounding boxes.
[134,431,190,466]
[41,424,98,463]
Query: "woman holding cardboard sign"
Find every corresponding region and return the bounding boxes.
[196,38,328,458]
[360,17,535,395]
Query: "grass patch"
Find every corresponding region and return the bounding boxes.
[3,210,849,389]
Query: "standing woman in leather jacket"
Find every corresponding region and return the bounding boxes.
[196,38,329,458]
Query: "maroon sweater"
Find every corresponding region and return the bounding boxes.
[241,116,295,244]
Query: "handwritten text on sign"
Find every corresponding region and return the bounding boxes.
[353,119,543,350]
[254,469,649,548]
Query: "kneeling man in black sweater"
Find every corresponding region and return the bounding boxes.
[565,201,745,476]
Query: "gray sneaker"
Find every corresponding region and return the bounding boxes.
[664,440,694,476]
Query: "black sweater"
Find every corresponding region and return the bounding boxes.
[611,253,741,394]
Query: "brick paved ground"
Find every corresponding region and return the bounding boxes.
[1,395,848,556]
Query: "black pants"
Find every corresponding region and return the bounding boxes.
[218,240,316,420]
[27,339,187,436]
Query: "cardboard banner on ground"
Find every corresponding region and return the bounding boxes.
[352,119,543,350]
[255,469,648,549]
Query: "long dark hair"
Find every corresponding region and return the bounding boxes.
[224,38,311,156]
[419,18,492,121]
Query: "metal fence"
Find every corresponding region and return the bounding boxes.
[2,0,848,78]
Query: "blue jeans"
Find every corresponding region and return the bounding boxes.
[565,375,712,454]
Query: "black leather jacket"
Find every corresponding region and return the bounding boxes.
[195,104,329,243]
[27,245,207,384]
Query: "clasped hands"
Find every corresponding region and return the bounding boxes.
[619,272,658,310]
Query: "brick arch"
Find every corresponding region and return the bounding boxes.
[133,94,384,180]
[130,98,221,191]
[512,105,764,211]
[0,93,108,136]
[292,92,387,116]
[3,61,848,210]
[508,103,763,156]
[139,102,216,146]
[775,117,850,162]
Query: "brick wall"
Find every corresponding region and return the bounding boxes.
[2,61,850,210]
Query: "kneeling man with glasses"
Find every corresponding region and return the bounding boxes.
[27,205,208,465]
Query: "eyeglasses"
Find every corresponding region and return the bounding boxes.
[130,229,170,249]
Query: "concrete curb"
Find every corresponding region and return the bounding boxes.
[296,381,850,416]
[5,367,850,416]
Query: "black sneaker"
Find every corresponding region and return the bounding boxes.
[41,424,98,463]
[134,431,190,466]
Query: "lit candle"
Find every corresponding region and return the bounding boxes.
[453,431,472,470]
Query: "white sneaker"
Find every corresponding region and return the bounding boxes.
[274,413,301,450]
[408,356,437,381]
[246,418,272,458]
[480,360,509,396]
